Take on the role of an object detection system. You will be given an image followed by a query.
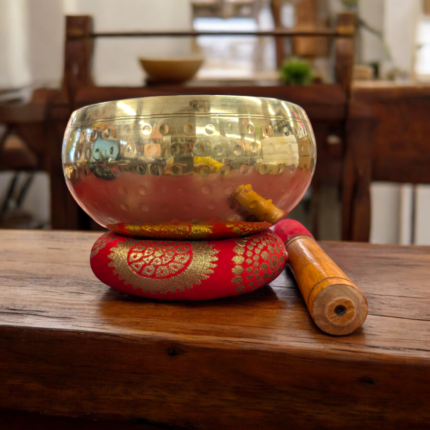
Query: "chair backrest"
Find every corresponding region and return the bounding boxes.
[58,12,355,235]
[342,84,430,241]
[63,16,94,105]
[63,11,356,102]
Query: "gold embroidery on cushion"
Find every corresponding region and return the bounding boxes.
[110,222,214,240]
[233,246,245,255]
[108,239,218,295]
[90,232,116,258]
[125,222,193,239]
[225,221,272,235]
[231,231,284,293]
[232,266,244,275]
[109,221,272,240]
[232,256,244,264]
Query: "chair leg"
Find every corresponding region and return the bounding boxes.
[310,183,321,240]
[0,173,20,223]
[16,172,35,208]
[342,105,374,241]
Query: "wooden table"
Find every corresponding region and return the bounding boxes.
[1,230,430,429]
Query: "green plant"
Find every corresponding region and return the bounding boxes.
[279,58,313,86]
[340,0,358,8]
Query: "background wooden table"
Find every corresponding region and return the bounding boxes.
[1,230,430,429]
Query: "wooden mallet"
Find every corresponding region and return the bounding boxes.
[274,219,368,335]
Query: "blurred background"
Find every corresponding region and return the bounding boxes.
[1,0,430,244]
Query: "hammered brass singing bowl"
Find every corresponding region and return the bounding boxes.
[62,95,316,239]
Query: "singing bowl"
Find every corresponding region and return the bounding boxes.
[62,95,316,239]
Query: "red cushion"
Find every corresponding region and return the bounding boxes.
[90,229,287,300]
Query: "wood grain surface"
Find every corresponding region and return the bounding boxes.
[1,230,430,429]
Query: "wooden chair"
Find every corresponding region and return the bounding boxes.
[0,133,38,227]
[0,89,54,171]
[342,84,430,241]
[0,89,60,227]
[271,0,330,68]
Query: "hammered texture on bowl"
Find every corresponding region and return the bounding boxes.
[62,95,316,239]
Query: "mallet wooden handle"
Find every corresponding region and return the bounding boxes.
[275,220,368,335]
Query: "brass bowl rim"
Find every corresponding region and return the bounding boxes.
[68,95,310,128]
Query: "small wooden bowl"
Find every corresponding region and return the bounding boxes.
[139,56,204,84]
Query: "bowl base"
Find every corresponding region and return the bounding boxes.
[108,220,273,240]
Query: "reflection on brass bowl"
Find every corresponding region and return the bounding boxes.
[139,57,204,84]
[62,95,316,239]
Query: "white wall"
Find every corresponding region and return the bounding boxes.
[414,185,430,245]
[26,0,64,87]
[0,0,194,226]
[0,0,31,88]
[383,0,420,77]
[0,0,194,88]
[369,183,415,245]
[358,0,385,65]
[337,0,420,77]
